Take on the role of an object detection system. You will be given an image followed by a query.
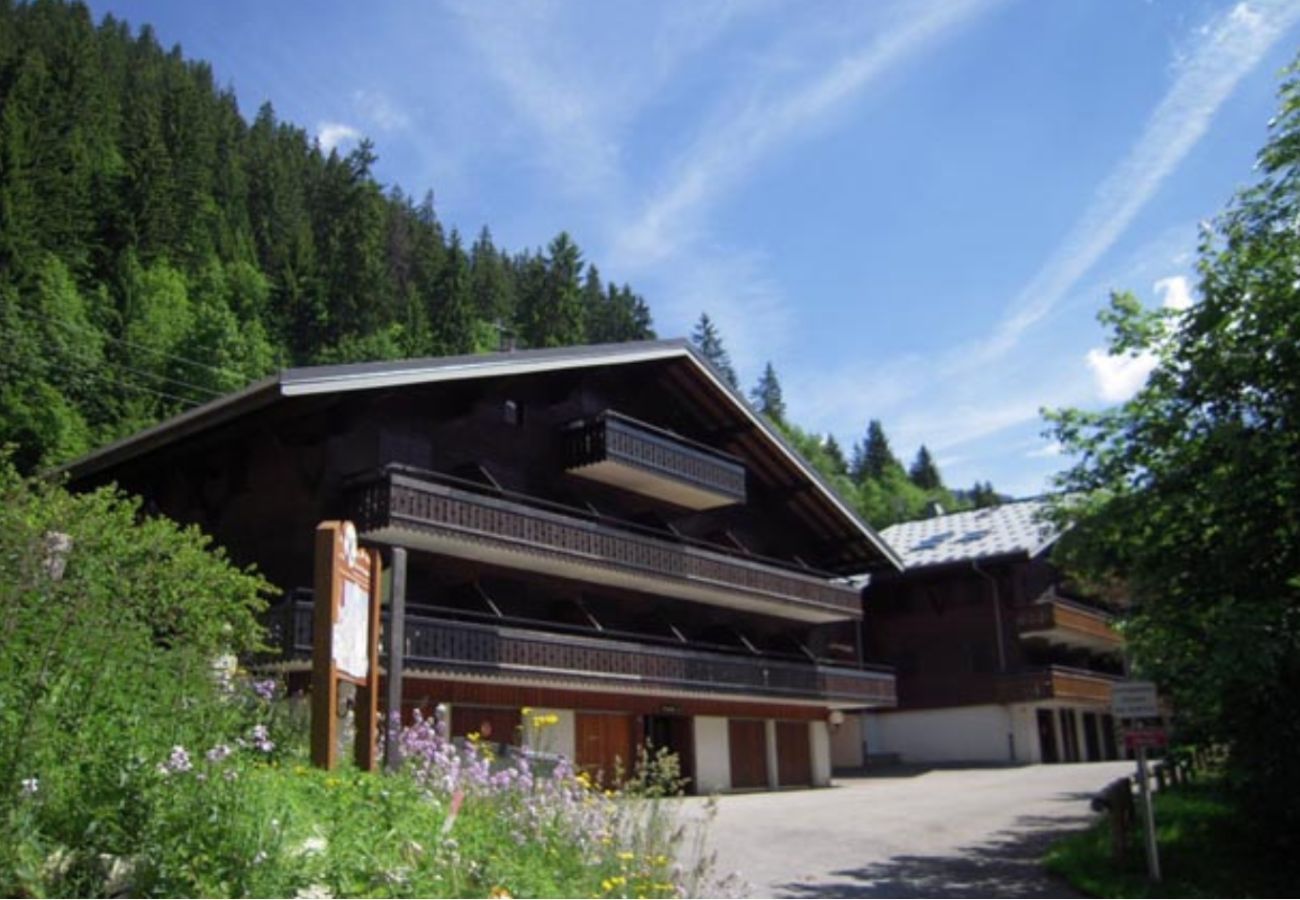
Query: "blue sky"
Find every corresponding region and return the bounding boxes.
[90,0,1300,496]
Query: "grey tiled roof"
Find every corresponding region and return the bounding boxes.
[879,499,1059,570]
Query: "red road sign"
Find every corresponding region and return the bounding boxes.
[1124,727,1168,750]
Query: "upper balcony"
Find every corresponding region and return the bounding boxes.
[563,410,747,510]
[995,665,1121,706]
[348,466,861,623]
[263,597,895,708]
[1015,592,1123,654]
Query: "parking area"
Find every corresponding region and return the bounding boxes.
[683,761,1133,897]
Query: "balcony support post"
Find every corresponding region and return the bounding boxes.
[384,547,408,773]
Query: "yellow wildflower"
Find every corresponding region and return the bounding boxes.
[521,707,533,716]
[616,851,635,861]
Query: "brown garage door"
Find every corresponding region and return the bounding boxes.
[776,721,811,786]
[576,712,634,786]
[728,719,769,789]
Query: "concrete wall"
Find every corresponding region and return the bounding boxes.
[865,704,1021,764]
[810,721,832,786]
[692,716,731,794]
[830,714,865,769]
[521,708,576,762]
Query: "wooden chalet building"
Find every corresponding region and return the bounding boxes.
[66,339,901,792]
[855,500,1126,765]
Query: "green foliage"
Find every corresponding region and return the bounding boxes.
[0,1,655,471]
[1044,58,1300,844]
[1045,780,1295,897]
[0,456,272,894]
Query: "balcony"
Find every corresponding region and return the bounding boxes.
[995,665,1121,705]
[1016,594,1123,654]
[563,410,746,510]
[348,467,860,623]
[264,598,896,708]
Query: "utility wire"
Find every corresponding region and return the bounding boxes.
[7,302,254,385]
[0,323,213,410]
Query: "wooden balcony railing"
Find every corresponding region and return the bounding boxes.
[564,410,747,509]
[995,665,1120,705]
[1016,594,1123,650]
[348,467,861,623]
[263,599,896,707]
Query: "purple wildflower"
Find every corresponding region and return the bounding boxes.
[251,678,278,702]
[158,745,192,776]
[206,744,233,763]
[249,724,275,753]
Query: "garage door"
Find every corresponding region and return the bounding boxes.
[576,712,634,786]
[728,719,769,789]
[776,721,811,786]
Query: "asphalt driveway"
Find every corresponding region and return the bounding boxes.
[683,761,1133,898]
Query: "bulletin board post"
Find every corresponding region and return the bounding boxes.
[311,520,382,771]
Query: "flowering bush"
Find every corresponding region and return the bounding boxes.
[0,465,734,897]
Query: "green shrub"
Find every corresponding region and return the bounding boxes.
[0,459,271,895]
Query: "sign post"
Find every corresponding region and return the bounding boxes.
[312,521,382,771]
[1112,680,1162,883]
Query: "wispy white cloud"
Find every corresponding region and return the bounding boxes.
[609,0,1001,376]
[317,121,362,153]
[787,0,1296,475]
[352,89,410,131]
[611,0,1000,270]
[957,0,1300,370]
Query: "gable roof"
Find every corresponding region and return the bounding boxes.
[64,338,903,573]
[878,499,1059,571]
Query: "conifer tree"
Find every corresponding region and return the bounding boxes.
[749,361,786,424]
[689,312,738,389]
[852,419,899,481]
[908,444,942,490]
[823,434,848,477]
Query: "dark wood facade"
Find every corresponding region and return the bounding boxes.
[69,343,898,789]
[863,555,1123,711]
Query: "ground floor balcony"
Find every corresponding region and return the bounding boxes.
[994,665,1121,706]
[262,597,896,709]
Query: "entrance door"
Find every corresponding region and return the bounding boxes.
[1037,709,1058,763]
[576,712,634,786]
[1083,712,1101,761]
[1059,709,1080,762]
[1101,714,1118,760]
[644,715,695,792]
[450,705,522,750]
[728,719,769,789]
[776,721,812,787]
